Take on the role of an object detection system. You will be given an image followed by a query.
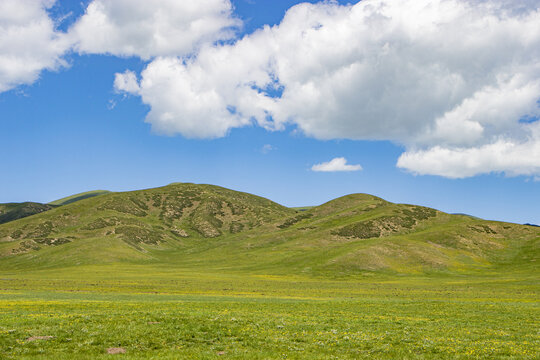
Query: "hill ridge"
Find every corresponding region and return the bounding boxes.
[0,183,538,275]
[0,202,57,225]
[48,190,111,206]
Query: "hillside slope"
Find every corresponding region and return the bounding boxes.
[0,191,111,226]
[0,183,295,267]
[48,190,110,206]
[0,184,538,275]
[219,194,539,275]
[0,202,57,225]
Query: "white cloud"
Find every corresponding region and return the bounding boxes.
[0,0,240,93]
[312,157,363,172]
[4,0,537,179]
[0,0,71,92]
[117,0,540,178]
[397,123,540,178]
[69,0,240,59]
[114,70,140,94]
[126,56,253,138]
[115,32,278,137]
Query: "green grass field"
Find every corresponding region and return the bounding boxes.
[0,265,538,359]
[0,184,538,358]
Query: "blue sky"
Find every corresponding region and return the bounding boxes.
[0,0,539,225]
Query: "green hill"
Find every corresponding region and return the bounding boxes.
[48,190,110,206]
[0,190,111,226]
[0,202,57,225]
[0,183,295,268]
[0,183,538,275]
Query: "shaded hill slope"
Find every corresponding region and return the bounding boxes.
[48,190,110,206]
[0,202,57,225]
[0,190,111,226]
[0,184,538,275]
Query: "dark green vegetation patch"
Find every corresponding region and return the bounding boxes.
[277,212,313,229]
[115,225,162,246]
[333,205,438,239]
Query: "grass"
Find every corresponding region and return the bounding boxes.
[0,266,538,359]
[0,183,538,358]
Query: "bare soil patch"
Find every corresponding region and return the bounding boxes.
[107,347,126,354]
[26,336,54,342]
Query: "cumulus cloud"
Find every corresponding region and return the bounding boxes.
[116,0,540,178]
[5,0,538,179]
[312,157,363,172]
[397,123,540,178]
[0,0,71,92]
[0,0,241,94]
[69,0,240,59]
[123,56,253,138]
[114,70,140,94]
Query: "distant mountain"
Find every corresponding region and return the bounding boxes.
[0,183,538,275]
[0,202,56,225]
[524,223,539,227]
[0,190,111,225]
[451,212,482,219]
[48,190,110,206]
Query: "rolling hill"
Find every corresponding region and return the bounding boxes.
[48,190,110,206]
[0,202,57,225]
[0,183,538,275]
[0,190,111,226]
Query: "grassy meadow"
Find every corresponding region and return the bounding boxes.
[0,265,538,359]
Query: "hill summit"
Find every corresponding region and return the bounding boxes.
[0,183,538,275]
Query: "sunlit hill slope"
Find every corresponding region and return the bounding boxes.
[0,183,537,275]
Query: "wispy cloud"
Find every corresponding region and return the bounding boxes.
[311,157,362,172]
[261,144,274,154]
